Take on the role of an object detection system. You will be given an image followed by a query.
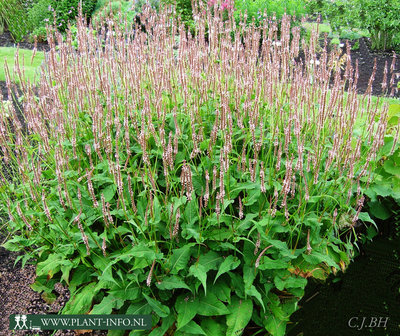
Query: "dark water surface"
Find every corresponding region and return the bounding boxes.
[288,227,400,336]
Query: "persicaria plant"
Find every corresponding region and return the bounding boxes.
[0,2,389,335]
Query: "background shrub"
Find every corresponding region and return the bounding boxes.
[27,0,98,41]
[311,0,400,51]
[0,0,32,41]
[234,0,307,26]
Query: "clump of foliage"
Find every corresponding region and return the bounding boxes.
[92,0,161,27]
[309,0,400,51]
[0,3,392,335]
[362,102,400,229]
[0,0,32,41]
[27,0,97,41]
[234,0,307,26]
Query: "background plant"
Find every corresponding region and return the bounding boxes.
[234,0,307,26]
[0,3,391,336]
[0,0,32,42]
[310,0,400,51]
[27,0,98,41]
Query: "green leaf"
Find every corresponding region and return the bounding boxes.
[108,286,140,301]
[264,315,287,336]
[168,244,194,274]
[302,251,338,269]
[36,254,71,280]
[257,257,288,270]
[226,296,253,336]
[368,201,392,220]
[156,275,191,291]
[358,212,375,224]
[198,250,223,272]
[383,158,400,176]
[200,319,225,336]
[245,285,265,312]
[126,301,152,315]
[214,255,240,283]
[197,292,230,316]
[210,280,231,303]
[63,282,98,314]
[143,293,170,318]
[189,263,207,295]
[371,182,393,197]
[102,183,117,202]
[90,295,124,314]
[148,313,175,336]
[175,294,199,330]
[243,264,256,292]
[179,320,206,335]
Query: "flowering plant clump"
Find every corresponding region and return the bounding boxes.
[0,2,391,335]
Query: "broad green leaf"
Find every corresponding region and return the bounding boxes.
[90,295,124,314]
[108,286,140,301]
[189,263,207,294]
[383,159,400,176]
[245,285,265,312]
[197,292,230,316]
[214,255,240,283]
[226,296,253,336]
[143,293,170,318]
[148,313,175,336]
[211,280,231,303]
[201,319,225,336]
[126,301,152,315]
[179,320,206,335]
[102,184,117,202]
[108,330,125,336]
[175,294,199,330]
[302,251,338,268]
[368,201,391,220]
[358,212,375,224]
[243,264,256,291]
[198,250,223,272]
[371,182,392,197]
[168,244,194,274]
[228,272,245,298]
[63,282,98,314]
[282,276,307,289]
[36,254,71,280]
[264,315,287,336]
[184,198,199,225]
[156,275,191,291]
[257,257,288,270]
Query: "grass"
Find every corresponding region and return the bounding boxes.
[0,47,44,83]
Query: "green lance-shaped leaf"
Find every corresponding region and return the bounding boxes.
[197,292,230,316]
[189,263,207,295]
[156,275,191,291]
[175,294,199,330]
[226,296,253,336]
[178,320,206,335]
[201,318,225,336]
[63,282,99,314]
[198,250,224,272]
[214,255,240,283]
[143,293,170,318]
[168,244,195,274]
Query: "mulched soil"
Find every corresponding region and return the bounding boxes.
[0,28,399,336]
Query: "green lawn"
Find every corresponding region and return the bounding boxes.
[0,47,45,83]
